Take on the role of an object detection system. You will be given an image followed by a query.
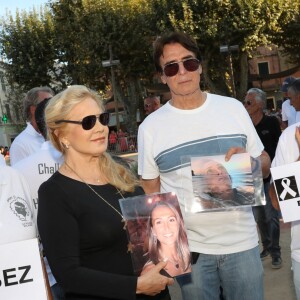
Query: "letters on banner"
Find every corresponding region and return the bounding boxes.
[271,161,300,223]
[0,238,48,299]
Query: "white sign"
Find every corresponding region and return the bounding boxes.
[271,161,300,222]
[0,238,48,299]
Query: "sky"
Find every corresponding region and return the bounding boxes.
[0,0,48,18]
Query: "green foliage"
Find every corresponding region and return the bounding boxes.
[0,0,298,122]
[151,0,295,98]
[0,6,57,91]
[272,0,300,64]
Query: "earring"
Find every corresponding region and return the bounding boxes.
[153,235,157,245]
[62,142,69,149]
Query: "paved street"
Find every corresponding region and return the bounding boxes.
[168,221,297,300]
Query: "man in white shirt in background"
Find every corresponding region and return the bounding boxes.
[10,86,54,165]
[281,77,297,129]
[270,78,300,299]
[13,98,64,300]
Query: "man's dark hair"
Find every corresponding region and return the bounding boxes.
[35,97,52,139]
[153,31,201,74]
[288,78,300,96]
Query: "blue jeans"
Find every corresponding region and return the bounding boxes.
[252,182,281,258]
[177,246,264,300]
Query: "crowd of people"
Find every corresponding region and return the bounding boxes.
[0,31,299,300]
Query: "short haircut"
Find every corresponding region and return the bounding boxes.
[288,78,300,96]
[153,32,201,74]
[24,86,54,121]
[246,88,266,108]
[34,97,52,139]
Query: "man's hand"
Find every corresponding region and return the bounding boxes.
[225,147,270,178]
[225,147,245,162]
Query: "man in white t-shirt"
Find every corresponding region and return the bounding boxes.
[10,86,54,165]
[270,78,300,299]
[138,32,270,300]
[13,99,64,300]
[0,165,36,245]
[281,77,297,129]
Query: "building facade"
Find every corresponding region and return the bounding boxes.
[0,62,21,147]
[248,45,300,110]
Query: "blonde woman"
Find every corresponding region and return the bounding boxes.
[37,85,173,300]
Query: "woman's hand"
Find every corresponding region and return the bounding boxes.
[136,261,174,296]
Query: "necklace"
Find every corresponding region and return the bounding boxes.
[166,257,180,269]
[160,252,180,269]
[64,161,127,229]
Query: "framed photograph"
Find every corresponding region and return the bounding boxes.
[184,153,259,212]
[271,161,300,222]
[119,192,192,278]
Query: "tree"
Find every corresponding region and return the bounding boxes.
[0,6,58,92]
[272,1,300,65]
[151,0,295,100]
[0,0,298,129]
[50,0,156,133]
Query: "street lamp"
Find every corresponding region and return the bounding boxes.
[102,45,121,130]
[220,45,239,98]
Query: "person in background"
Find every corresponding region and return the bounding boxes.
[281,76,297,129]
[138,31,270,300]
[144,96,161,115]
[37,85,173,300]
[13,98,65,300]
[269,78,300,299]
[118,128,128,152]
[10,86,54,165]
[244,88,282,269]
[109,129,118,151]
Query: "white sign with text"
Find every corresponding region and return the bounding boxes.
[0,238,48,299]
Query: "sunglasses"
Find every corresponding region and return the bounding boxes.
[55,112,110,130]
[163,58,200,77]
[244,100,252,105]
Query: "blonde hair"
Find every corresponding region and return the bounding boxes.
[45,85,139,192]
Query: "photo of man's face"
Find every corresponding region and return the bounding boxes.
[189,153,256,211]
[202,161,232,199]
